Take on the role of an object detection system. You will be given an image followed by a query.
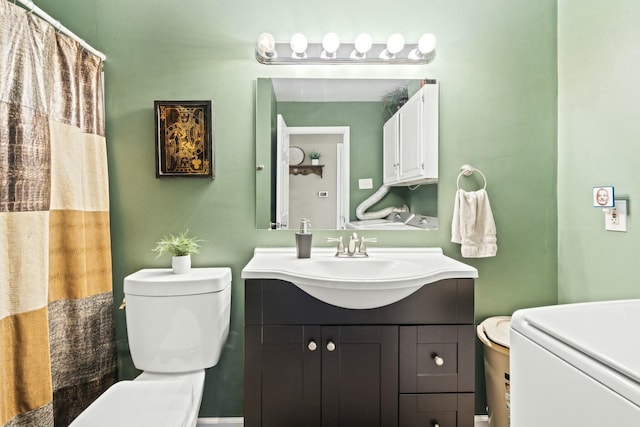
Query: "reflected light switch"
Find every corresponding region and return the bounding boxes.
[359,178,373,190]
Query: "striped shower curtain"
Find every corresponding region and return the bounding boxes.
[0,1,117,426]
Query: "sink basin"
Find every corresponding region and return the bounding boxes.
[241,247,478,309]
[311,258,399,279]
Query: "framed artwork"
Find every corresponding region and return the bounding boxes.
[154,100,214,178]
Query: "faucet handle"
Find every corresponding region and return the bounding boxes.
[327,236,344,255]
[358,237,377,256]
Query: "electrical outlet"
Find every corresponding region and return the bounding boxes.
[605,200,627,232]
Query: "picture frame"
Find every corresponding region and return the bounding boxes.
[154,100,214,178]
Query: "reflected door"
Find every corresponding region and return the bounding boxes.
[275,115,291,229]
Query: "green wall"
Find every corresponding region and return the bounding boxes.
[557,0,640,302]
[35,0,558,416]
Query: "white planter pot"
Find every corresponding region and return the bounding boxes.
[311,159,319,165]
[172,255,191,274]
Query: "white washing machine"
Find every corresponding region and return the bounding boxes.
[510,299,640,427]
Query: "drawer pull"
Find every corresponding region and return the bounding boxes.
[326,341,336,352]
[433,355,444,366]
[432,423,440,427]
[308,340,318,351]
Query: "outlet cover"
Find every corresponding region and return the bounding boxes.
[359,178,373,190]
[605,200,627,232]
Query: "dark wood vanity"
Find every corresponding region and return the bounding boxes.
[244,277,475,427]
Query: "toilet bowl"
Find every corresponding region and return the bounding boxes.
[70,268,232,427]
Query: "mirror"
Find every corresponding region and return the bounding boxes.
[256,78,438,231]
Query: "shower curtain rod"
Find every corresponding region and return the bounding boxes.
[15,0,106,60]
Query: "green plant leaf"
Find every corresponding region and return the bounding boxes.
[151,229,204,257]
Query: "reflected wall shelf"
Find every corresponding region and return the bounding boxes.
[290,165,324,178]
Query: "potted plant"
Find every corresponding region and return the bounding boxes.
[381,86,409,121]
[151,229,204,274]
[309,150,322,165]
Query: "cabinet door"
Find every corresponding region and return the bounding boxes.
[398,92,423,182]
[321,325,399,427]
[245,325,321,427]
[383,115,399,184]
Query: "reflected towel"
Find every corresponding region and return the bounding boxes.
[451,189,497,258]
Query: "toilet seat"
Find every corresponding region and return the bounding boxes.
[70,380,193,427]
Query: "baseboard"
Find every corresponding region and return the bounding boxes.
[475,414,490,426]
[198,415,489,426]
[197,417,244,427]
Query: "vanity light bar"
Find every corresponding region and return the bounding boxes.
[255,32,437,65]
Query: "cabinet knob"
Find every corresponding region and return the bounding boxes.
[433,355,444,366]
[432,423,440,427]
[326,341,336,352]
[308,340,318,351]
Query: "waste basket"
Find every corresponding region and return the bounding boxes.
[477,316,512,427]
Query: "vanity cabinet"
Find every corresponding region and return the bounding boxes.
[383,81,439,186]
[244,277,474,427]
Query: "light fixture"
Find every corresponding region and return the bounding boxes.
[290,33,308,58]
[255,32,437,65]
[380,33,405,59]
[321,32,340,59]
[256,32,277,58]
[409,33,437,60]
[350,33,373,59]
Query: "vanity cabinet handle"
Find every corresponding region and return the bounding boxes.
[326,341,336,352]
[308,341,318,351]
[433,355,444,366]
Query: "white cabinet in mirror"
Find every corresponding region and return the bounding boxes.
[383,81,439,186]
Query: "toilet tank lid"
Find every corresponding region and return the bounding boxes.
[124,268,232,296]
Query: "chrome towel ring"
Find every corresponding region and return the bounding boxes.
[457,164,487,190]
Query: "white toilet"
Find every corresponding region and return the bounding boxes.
[70,267,232,427]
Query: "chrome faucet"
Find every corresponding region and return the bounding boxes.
[327,233,376,257]
[347,233,359,255]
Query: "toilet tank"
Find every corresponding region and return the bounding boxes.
[124,268,232,373]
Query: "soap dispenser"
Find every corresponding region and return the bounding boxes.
[296,218,312,259]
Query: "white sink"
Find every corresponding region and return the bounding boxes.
[241,247,478,309]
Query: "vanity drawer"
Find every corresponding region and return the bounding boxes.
[399,393,474,427]
[400,326,474,393]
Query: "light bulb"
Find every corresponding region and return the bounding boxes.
[290,33,308,58]
[256,32,276,58]
[380,33,405,59]
[418,33,437,55]
[386,33,405,55]
[351,33,373,58]
[409,33,437,61]
[321,32,340,58]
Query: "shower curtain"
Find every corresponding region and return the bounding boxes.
[0,1,117,426]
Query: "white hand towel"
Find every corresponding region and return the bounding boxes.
[451,188,497,258]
